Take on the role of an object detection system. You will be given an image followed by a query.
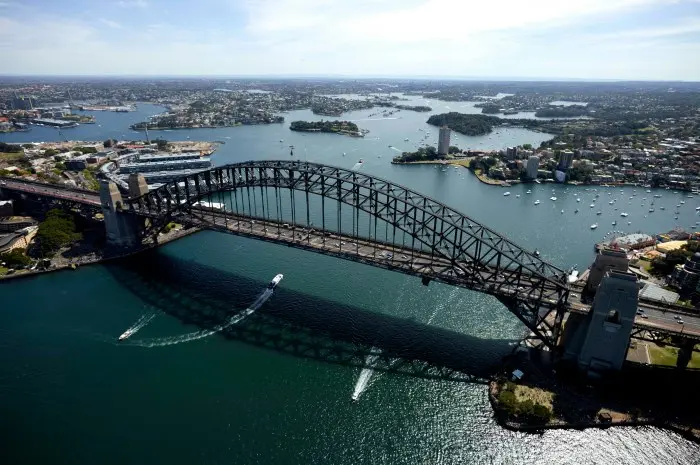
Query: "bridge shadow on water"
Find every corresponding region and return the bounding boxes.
[106,250,515,384]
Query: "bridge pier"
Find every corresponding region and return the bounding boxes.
[100,180,142,249]
[562,270,639,376]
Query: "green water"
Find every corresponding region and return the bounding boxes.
[2,99,700,464]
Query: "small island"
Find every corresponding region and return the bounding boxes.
[394,104,432,112]
[426,112,502,136]
[289,120,367,137]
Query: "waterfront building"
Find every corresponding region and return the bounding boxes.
[526,156,539,179]
[505,146,519,160]
[437,126,450,156]
[0,216,37,233]
[557,150,574,170]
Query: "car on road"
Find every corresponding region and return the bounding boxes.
[641,314,648,319]
[674,315,680,320]
[678,319,684,324]
[636,310,643,315]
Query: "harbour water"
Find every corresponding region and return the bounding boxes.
[1,102,699,464]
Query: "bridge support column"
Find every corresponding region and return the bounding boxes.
[562,270,638,376]
[100,180,141,249]
[676,340,696,369]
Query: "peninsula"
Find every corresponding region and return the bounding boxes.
[289,120,367,137]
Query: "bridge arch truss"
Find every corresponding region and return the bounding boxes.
[128,160,570,347]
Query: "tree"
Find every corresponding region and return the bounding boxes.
[36,209,82,256]
[0,248,32,268]
[522,143,533,150]
[532,404,552,422]
[103,139,114,148]
[448,145,460,154]
[153,138,169,150]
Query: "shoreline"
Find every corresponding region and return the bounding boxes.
[487,379,700,444]
[391,159,512,186]
[0,227,200,283]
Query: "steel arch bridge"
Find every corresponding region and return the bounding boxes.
[127,160,571,348]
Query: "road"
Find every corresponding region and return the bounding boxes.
[0,177,101,206]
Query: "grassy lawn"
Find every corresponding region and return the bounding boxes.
[513,384,554,410]
[0,152,25,162]
[637,259,653,273]
[648,342,700,369]
[0,266,8,276]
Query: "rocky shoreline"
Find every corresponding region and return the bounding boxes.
[488,377,700,443]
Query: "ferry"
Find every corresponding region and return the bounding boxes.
[268,274,284,290]
[590,223,598,229]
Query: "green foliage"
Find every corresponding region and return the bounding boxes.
[497,389,519,415]
[73,146,97,154]
[153,138,168,150]
[54,162,66,171]
[479,104,501,114]
[43,148,59,157]
[103,139,114,148]
[0,142,22,153]
[82,169,100,191]
[567,164,594,183]
[522,143,533,150]
[532,403,553,422]
[426,112,501,136]
[448,145,461,154]
[36,209,81,256]
[392,146,441,163]
[535,106,588,118]
[0,248,32,268]
[290,120,360,133]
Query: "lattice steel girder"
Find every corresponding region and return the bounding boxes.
[128,160,569,308]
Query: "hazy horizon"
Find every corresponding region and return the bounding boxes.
[1,0,699,80]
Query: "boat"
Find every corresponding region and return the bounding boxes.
[118,328,136,341]
[590,204,595,208]
[596,211,602,215]
[612,221,617,226]
[534,200,540,205]
[609,200,614,205]
[567,270,580,283]
[550,196,557,201]
[654,194,661,198]
[503,192,511,196]
[534,250,540,257]
[404,138,409,141]
[649,208,655,212]
[574,209,579,213]
[590,224,598,229]
[576,198,581,202]
[515,194,520,198]
[267,274,284,290]
[359,159,364,163]
[526,190,531,194]
[620,212,629,217]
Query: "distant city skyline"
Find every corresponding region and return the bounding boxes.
[1,0,699,80]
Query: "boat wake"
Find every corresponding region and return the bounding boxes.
[388,146,402,153]
[351,351,381,401]
[351,162,364,171]
[118,311,157,341]
[124,288,274,348]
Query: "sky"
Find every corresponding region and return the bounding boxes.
[0,0,699,80]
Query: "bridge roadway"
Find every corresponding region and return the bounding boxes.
[185,209,563,308]
[0,177,100,206]
[185,209,700,340]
